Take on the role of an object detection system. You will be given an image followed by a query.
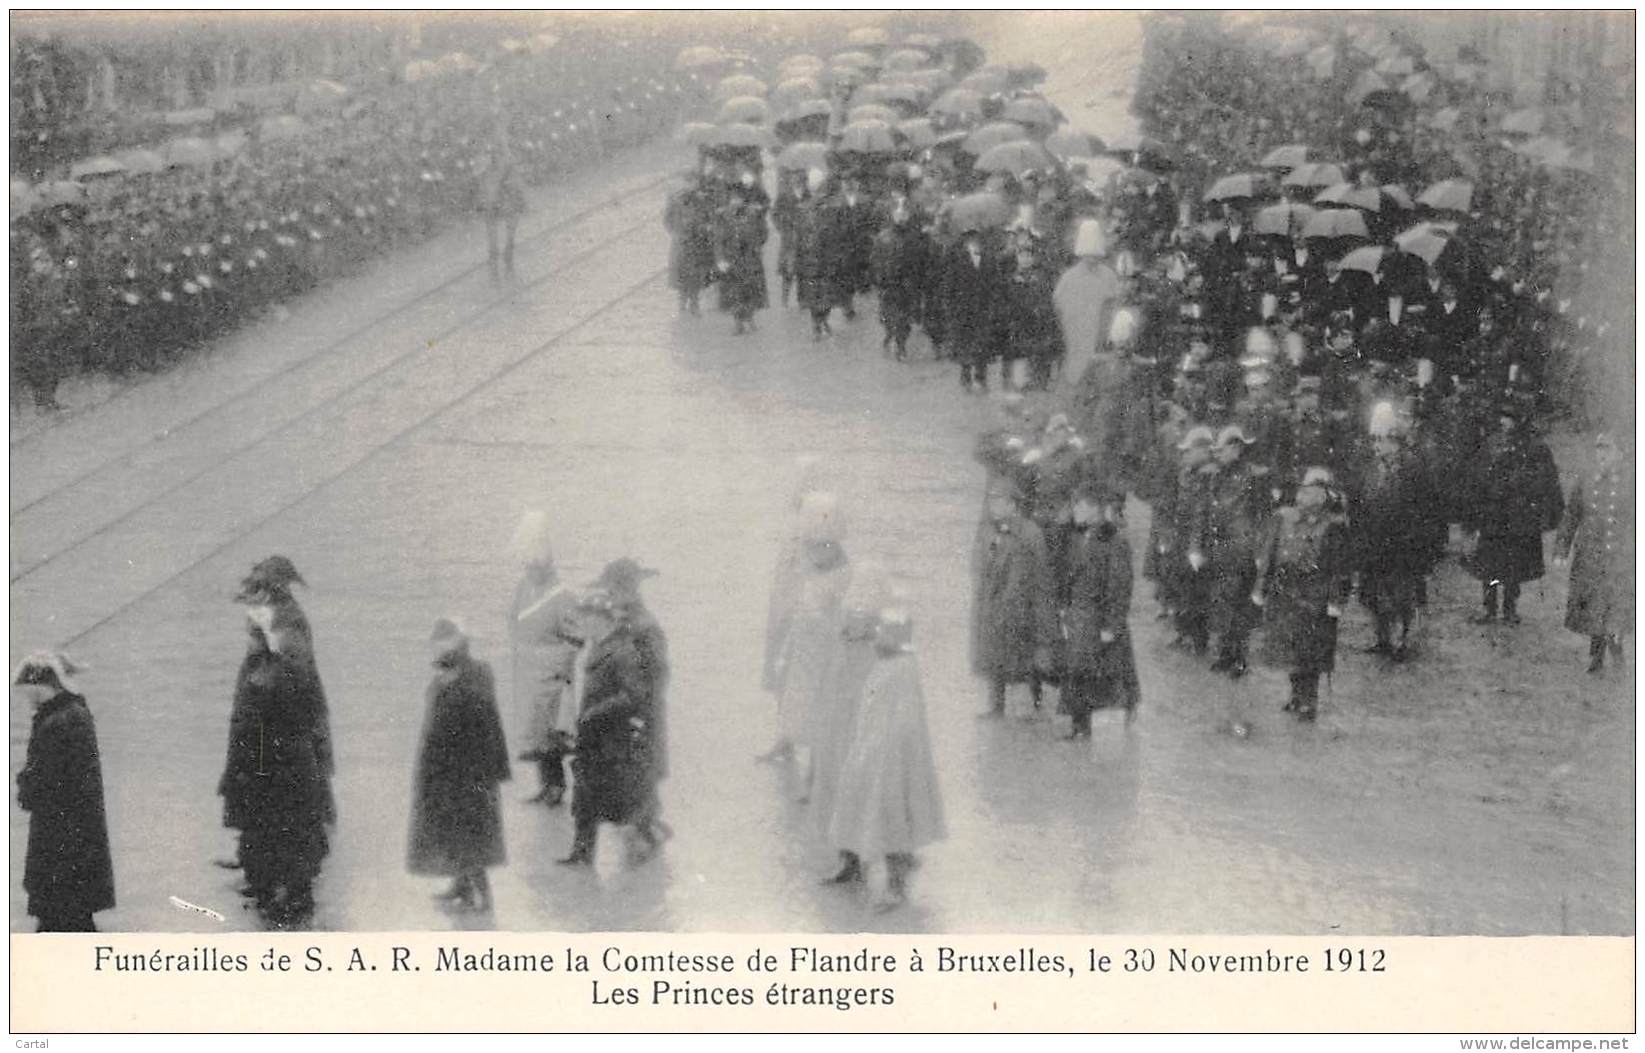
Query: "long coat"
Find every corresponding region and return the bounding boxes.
[509,575,580,758]
[940,236,1010,365]
[793,198,840,313]
[715,200,769,315]
[1463,432,1564,586]
[1556,465,1634,637]
[1062,525,1142,710]
[219,640,333,890]
[664,187,716,296]
[773,544,852,749]
[970,515,1056,679]
[1254,506,1353,673]
[19,692,115,923]
[1001,254,1061,365]
[408,652,510,876]
[219,594,336,829]
[808,607,879,841]
[1052,259,1121,367]
[826,648,947,861]
[572,609,670,826]
[1351,447,1443,617]
[870,221,929,337]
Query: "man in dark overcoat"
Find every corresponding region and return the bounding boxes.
[219,555,335,923]
[714,184,769,336]
[1350,408,1443,658]
[1461,405,1564,625]
[870,199,931,361]
[940,222,1010,392]
[15,653,114,932]
[1194,425,1272,677]
[971,490,1056,716]
[560,559,671,866]
[408,619,511,912]
[1060,485,1140,738]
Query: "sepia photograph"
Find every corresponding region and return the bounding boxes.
[6,7,1635,954]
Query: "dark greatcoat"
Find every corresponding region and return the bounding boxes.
[870,220,930,342]
[939,235,1010,367]
[1463,431,1564,586]
[219,638,332,895]
[1000,254,1061,369]
[407,651,511,877]
[1351,446,1443,618]
[19,691,115,926]
[970,514,1056,680]
[1254,506,1353,674]
[572,608,670,826]
[1061,524,1142,711]
[1556,465,1634,637]
[219,594,335,830]
[714,199,770,316]
[1194,458,1271,638]
[664,186,717,296]
[793,197,840,314]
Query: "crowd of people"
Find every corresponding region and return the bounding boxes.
[10,24,698,411]
[14,16,1633,932]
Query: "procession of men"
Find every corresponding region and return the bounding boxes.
[11,13,1633,934]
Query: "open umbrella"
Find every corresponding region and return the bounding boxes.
[846,27,889,48]
[1072,155,1126,187]
[1282,162,1347,189]
[69,155,126,180]
[1045,129,1106,159]
[1302,208,1370,240]
[1260,144,1313,170]
[974,140,1054,177]
[1373,52,1417,76]
[1254,201,1316,237]
[1347,70,1391,107]
[10,177,38,214]
[960,70,1010,96]
[1544,146,1597,175]
[777,141,830,171]
[1393,221,1460,266]
[864,83,924,113]
[1306,45,1337,79]
[1379,184,1415,210]
[903,68,953,93]
[1512,136,1570,163]
[675,45,723,71]
[835,120,899,154]
[113,148,166,175]
[824,65,869,90]
[884,48,929,72]
[772,77,822,110]
[714,74,768,102]
[35,180,88,207]
[947,191,1012,231]
[903,32,942,50]
[680,121,719,147]
[930,88,984,122]
[831,50,877,69]
[897,118,940,150]
[781,97,833,121]
[1337,245,1388,275]
[1427,107,1463,132]
[775,107,832,143]
[164,137,218,167]
[717,96,770,124]
[1314,182,1382,211]
[259,115,309,141]
[1204,172,1269,203]
[962,121,1030,156]
[1500,107,1546,136]
[778,54,826,78]
[709,123,775,150]
[1400,71,1439,103]
[848,103,901,126]
[1001,96,1063,130]
[1105,130,1172,157]
[1008,62,1049,86]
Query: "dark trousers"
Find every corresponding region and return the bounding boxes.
[1482,581,1521,618]
[1288,670,1321,715]
[1064,674,1117,733]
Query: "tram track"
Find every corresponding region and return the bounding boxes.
[10,175,670,586]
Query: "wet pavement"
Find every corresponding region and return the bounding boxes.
[9,14,1633,936]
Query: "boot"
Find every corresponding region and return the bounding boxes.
[821,851,862,885]
[468,871,492,912]
[557,822,596,866]
[1502,584,1521,625]
[433,876,471,904]
[1470,584,1499,624]
[1588,635,1606,674]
